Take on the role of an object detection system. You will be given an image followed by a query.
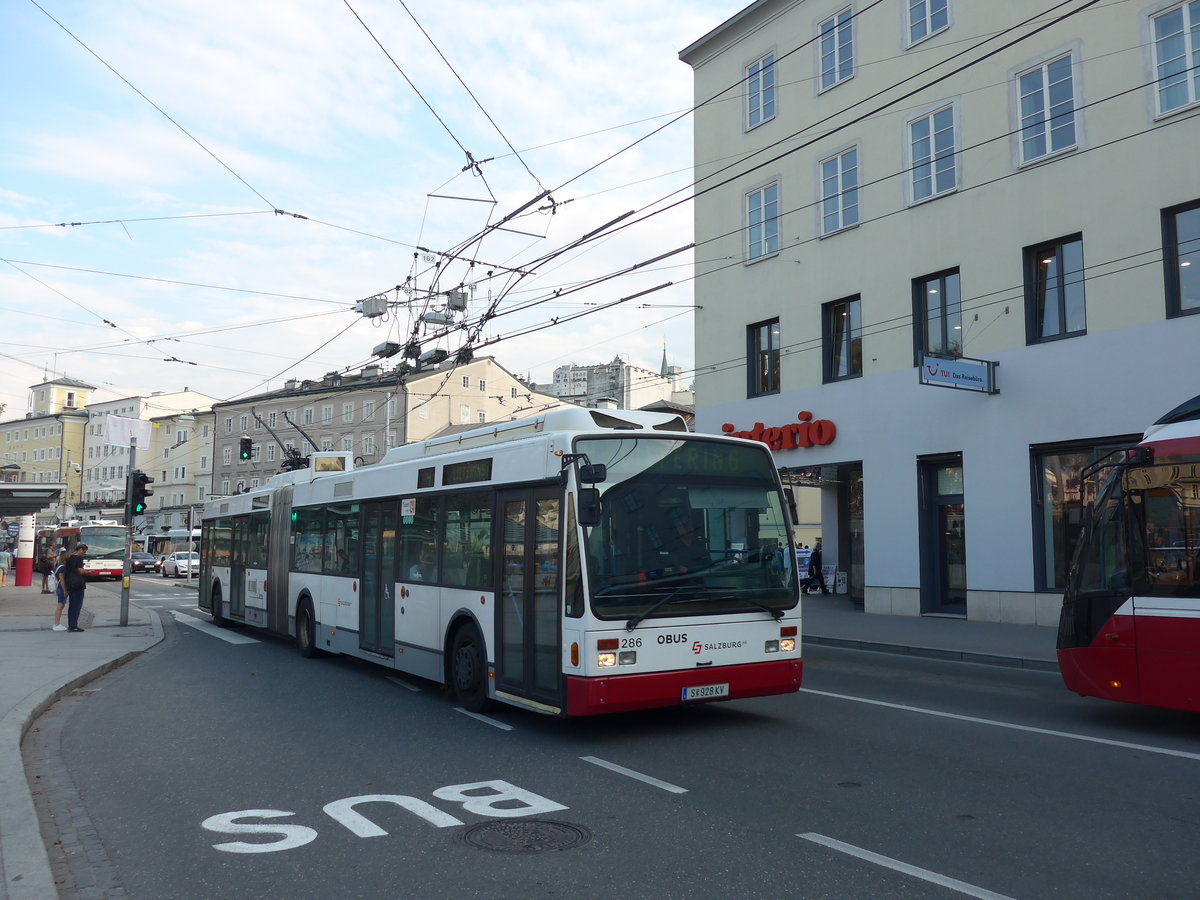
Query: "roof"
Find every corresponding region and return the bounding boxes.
[0,483,64,517]
[31,376,97,391]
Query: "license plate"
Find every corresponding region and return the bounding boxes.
[682,682,729,701]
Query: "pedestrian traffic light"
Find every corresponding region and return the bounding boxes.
[239,437,253,461]
[130,471,154,515]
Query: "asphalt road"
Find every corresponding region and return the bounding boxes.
[27,577,1200,899]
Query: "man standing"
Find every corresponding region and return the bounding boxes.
[60,544,88,632]
[807,538,829,595]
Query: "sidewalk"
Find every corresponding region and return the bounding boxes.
[0,581,162,900]
[802,592,1059,670]
[0,581,1055,900]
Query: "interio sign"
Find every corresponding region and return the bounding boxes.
[721,411,837,452]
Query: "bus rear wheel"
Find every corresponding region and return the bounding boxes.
[210,586,226,628]
[450,623,492,713]
[296,599,320,658]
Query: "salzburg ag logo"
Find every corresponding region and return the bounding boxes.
[692,641,702,654]
[693,640,748,654]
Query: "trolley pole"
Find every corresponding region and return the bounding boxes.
[120,437,136,626]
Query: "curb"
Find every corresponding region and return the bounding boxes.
[804,634,1060,672]
[0,615,165,900]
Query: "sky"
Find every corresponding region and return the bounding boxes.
[0,0,738,417]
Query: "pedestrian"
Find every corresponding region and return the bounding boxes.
[807,538,829,595]
[60,544,88,632]
[40,548,56,593]
[0,545,11,586]
[51,549,70,631]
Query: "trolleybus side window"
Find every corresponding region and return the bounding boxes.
[443,491,493,588]
[324,503,360,575]
[211,521,233,567]
[293,507,325,573]
[400,496,441,582]
[564,494,583,618]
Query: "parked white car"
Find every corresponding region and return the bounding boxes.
[161,551,199,578]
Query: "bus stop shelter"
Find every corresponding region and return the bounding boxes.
[0,483,64,586]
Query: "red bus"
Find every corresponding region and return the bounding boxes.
[34,522,127,580]
[1057,394,1200,712]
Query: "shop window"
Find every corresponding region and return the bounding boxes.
[912,269,962,364]
[1025,234,1085,342]
[1164,198,1200,317]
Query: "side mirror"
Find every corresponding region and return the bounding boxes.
[578,488,602,527]
[580,463,607,484]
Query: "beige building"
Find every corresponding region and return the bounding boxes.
[211,357,573,495]
[0,377,94,514]
[682,1,1200,622]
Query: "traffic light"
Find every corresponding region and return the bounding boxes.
[239,437,253,461]
[130,471,154,515]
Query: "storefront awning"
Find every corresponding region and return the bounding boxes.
[0,484,64,517]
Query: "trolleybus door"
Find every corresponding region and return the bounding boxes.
[495,488,562,707]
[229,519,246,619]
[360,500,397,656]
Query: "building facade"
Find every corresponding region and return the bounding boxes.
[211,357,571,494]
[0,377,94,514]
[681,0,1200,623]
[538,354,692,410]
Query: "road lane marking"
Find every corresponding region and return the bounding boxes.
[169,610,259,644]
[454,708,513,730]
[798,833,1016,900]
[386,676,421,692]
[580,756,687,793]
[801,688,1200,762]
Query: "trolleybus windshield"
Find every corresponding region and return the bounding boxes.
[578,436,796,622]
[79,527,127,560]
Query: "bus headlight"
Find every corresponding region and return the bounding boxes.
[765,640,779,653]
[780,638,796,652]
[618,651,637,666]
[598,652,617,667]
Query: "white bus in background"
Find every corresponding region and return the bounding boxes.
[199,408,802,717]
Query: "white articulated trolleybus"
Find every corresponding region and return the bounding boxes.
[198,408,802,716]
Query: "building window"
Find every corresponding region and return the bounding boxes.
[221,480,230,495]
[746,182,780,261]
[478,379,486,392]
[913,269,962,363]
[908,104,957,203]
[462,375,471,389]
[510,387,518,398]
[819,9,854,91]
[1152,2,1200,115]
[820,147,859,235]
[239,414,248,432]
[267,444,276,462]
[222,446,232,466]
[343,437,354,452]
[1164,198,1200,317]
[224,417,233,435]
[303,408,314,426]
[1025,235,1086,342]
[1017,54,1076,164]
[363,400,376,422]
[343,403,354,424]
[823,296,862,382]
[322,405,333,426]
[202,424,210,439]
[746,53,776,129]
[908,0,949,46]
[322,436,333,451]
[268,412,277,429]
[363,434,375,455]
[200,456,208,470]
[478,411,486,423]
[747,319,781,397]
[460,405,471,424]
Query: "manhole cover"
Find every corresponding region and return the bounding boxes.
[462,820,591,853]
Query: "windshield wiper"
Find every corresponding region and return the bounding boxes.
[625,584,694,631]
[730,594,785,621]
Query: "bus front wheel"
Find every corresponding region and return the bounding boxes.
[450,623,492,713]
[296,599,320,659]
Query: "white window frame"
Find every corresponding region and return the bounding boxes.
[745,180,781,261]
[1150,1,1200,116]
[363,434,375,455]
[267,444,277,463]
[342,403,354,424]
[906,0,950,48]
[363,400,376,422]
[222,446,232,466]
[1014,51,1079,166]
[905,100,959,205]
[322,405,333,426]
[818,8,854,93]
[746,52,776,130]
[220,480,230,495]
[819,146,860,236]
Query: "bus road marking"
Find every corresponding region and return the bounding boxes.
[386,676,421,692]
[801,688,1200,762]
[798,833,1016,900]
[170,610,259,645]
[454,708,513,730]
[580,756,688,794]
